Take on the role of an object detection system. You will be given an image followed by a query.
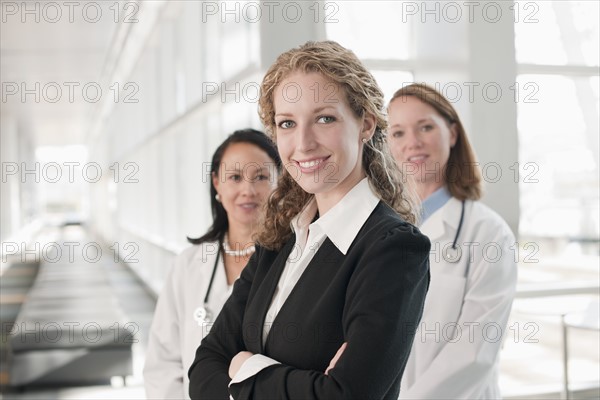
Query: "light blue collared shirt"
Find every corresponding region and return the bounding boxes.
[421,186,452,223]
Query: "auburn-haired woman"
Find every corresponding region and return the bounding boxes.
[388,83,517,399]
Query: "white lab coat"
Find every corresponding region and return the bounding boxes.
[400,198,517,399]
[143,241,233,399]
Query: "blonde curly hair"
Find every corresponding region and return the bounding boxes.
[257,41,419,250]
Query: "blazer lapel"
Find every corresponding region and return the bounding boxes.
[261,238,342,353]
[244,237,295,354]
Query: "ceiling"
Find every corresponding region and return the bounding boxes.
[1,0,118,147]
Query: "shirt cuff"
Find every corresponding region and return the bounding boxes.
[228,354,280,386]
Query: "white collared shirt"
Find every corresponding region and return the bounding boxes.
[230,178,380,388]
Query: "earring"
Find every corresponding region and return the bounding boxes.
[215,194,221,202]
[362,137,368,143]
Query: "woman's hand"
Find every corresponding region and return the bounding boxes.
[229,351,254,379]
[325,342,347,375]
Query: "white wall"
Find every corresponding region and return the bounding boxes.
[412,1,519,233]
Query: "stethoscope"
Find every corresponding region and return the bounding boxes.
[192,245,222,325]
[442,200,466,269]
[442,200,470,326]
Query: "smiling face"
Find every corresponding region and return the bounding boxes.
[387,95,457,199]
[212,142,277,231]
[273,71,375,214]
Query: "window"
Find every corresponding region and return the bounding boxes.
[326,1,411,60]
[515,1,599,240]
[325,2,413,104]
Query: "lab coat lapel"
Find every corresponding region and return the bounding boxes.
[420,197,463,242]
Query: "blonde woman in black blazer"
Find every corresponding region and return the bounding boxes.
[189,41,431,400]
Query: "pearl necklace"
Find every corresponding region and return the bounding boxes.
[223,233,256,257]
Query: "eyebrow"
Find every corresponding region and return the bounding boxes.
[225,167,269,173]
[390,117,432,128]
[275,106,337,118]
[313,106,336,114]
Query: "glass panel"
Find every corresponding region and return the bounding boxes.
[221,100,253,135]
[326,1,411,60]
[515,1,599,66]
[159,131,179,243]
[221,23,250,79]
[517,74,599,239]
[180,1,203,108]
[158,20,177,125]
[220,0,257,81]
[180,114,211,243]
[371,70,414,105]
[202,15,221,83]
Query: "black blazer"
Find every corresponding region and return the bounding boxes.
[189,202,430,400]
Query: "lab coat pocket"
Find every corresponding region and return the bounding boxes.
[421,273,466,346]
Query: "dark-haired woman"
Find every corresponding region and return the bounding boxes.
[144,129,280,399]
